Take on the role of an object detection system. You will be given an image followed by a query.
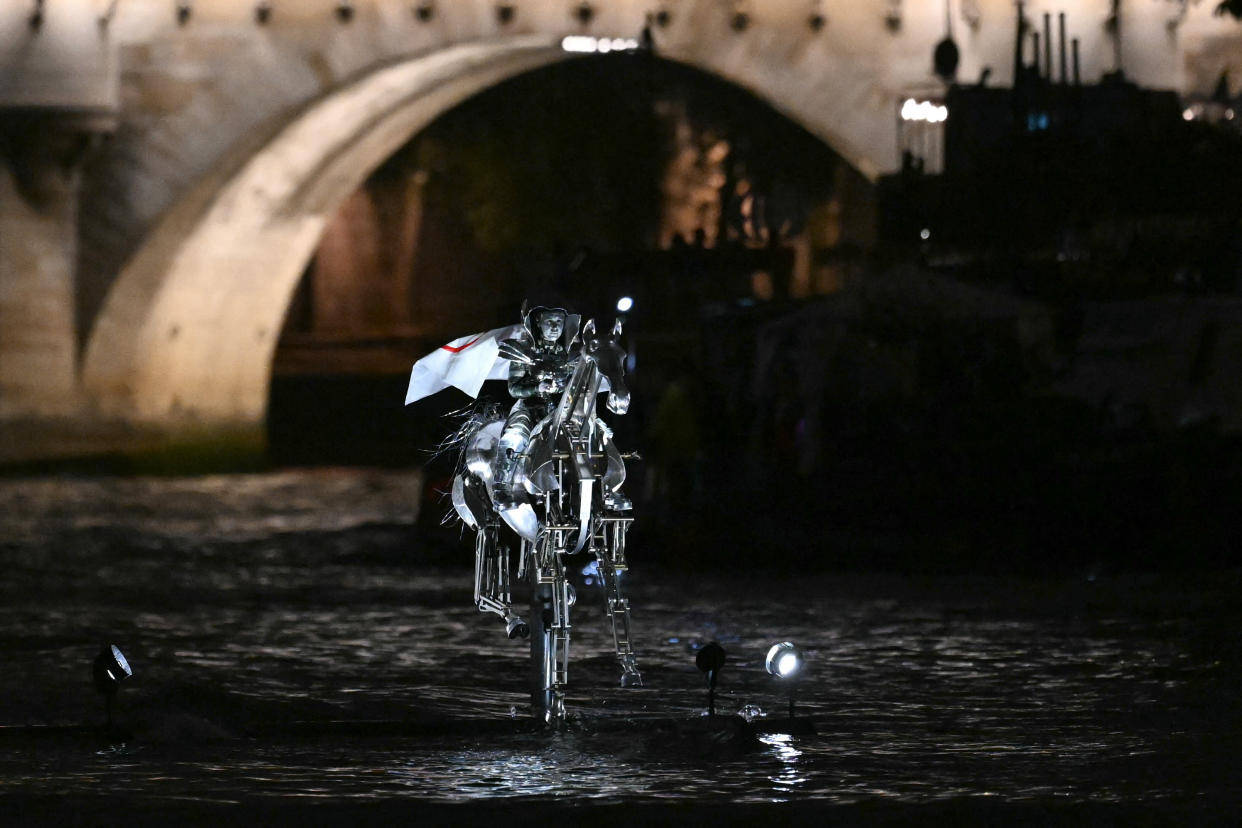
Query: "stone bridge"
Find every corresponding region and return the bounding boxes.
[1,0,1238,457]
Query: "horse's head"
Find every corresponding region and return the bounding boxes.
[581,317,630,415]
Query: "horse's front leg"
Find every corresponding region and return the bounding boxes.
[473,523,529,639]
[531,540,573,725]
[597,516,642,687]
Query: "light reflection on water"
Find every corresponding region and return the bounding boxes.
[0,470,1240,808]
[761,733,807,797]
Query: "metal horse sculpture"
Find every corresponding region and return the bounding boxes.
[450,318,641,723]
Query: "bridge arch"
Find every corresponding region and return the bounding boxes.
[79,7,902,429]
[82,38,571,424]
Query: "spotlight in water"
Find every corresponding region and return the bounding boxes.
[695,642,727,716]
[92,644,133,729]
[765,642,804,718]
[616,296,634,313]
[765,642,803,679]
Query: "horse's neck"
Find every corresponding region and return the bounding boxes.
[553,356,598,436]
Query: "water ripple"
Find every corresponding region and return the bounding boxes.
[0,472,1240,807]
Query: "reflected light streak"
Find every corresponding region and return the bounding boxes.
[760,733,807,796]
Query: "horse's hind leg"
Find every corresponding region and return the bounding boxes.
[473,522,529,639]
[597,518,642,687]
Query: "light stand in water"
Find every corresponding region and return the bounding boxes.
[92,644,133,730]
[765,641,804,719]
[696,642,727,716]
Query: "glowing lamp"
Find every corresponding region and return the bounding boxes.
[616,296,634,313]
[765,642,803,679]
[765,642,804,719]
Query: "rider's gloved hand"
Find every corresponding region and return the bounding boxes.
[538,378,562,394]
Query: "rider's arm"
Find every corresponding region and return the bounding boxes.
[507,360,541,398]
[500,337,541,399]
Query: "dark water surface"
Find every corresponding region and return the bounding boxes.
[1,470,1240,821]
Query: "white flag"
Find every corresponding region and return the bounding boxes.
[404,325,523,404]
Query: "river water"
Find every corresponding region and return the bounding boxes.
[1,470,1239,821]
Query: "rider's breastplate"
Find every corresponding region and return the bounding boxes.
[532,347,571,397]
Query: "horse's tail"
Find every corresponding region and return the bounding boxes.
[433,401,495,464]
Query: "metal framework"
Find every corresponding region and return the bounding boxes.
[456,317,640,723]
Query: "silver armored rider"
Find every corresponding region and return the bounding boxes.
[491,306,579,509]
[446,303,642,721]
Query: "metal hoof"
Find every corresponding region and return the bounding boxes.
[506,615,530,639]
[604,492,633,512]
[620,670,643,688]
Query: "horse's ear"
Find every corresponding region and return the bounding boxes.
[519,299,528,321]
[583,318,596,336]
[612,317,623,337]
